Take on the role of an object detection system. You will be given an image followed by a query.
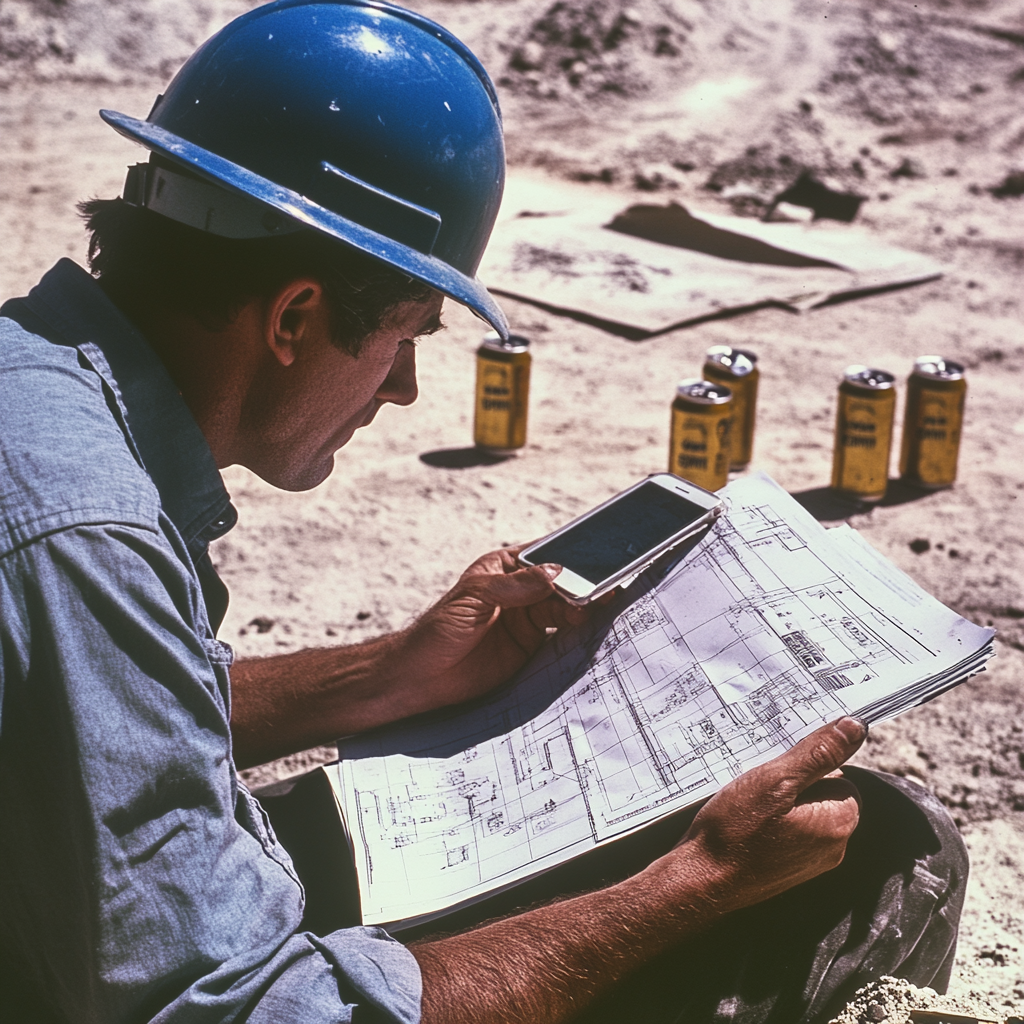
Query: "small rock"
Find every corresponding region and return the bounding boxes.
[248,616,275,634]
[978,946,1008,965]
[909,538,931,554]
[765,201,814,223]
[865,1001,887,1021]
[356,610,371,621]
[510,40,545,71]
[571,167,616,184]
[988,170,1024,198]
[634,163,681,191]
[891,157,926,179]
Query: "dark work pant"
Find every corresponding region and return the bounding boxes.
[259,766,968,1024]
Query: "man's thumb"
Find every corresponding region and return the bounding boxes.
[769,717,868,803]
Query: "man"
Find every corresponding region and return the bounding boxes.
[0,2,967,1022]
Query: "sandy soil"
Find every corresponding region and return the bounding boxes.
[2,0,1022,1018]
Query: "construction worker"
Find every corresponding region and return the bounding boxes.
[0,3,967,1022]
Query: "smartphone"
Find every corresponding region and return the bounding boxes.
[517,474,724,605]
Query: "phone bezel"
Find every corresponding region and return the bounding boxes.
[517,474,724,605]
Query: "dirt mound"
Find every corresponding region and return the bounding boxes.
[497,0,694,101]
[827,976,1002,1024]
[819,7,1024,151]
[0,0,258,85]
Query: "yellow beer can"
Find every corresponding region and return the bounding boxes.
[669,379,734,492]
[702,345,759,470]
[473,332,531,454]
[831,365,897,502]
[900,356,967,489]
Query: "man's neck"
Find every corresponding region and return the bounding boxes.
[101,282,258,470]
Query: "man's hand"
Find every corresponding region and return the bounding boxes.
[230,546,590,766]
[377,547,591,721]
[414,717,868,1024]
[655,716,868,913]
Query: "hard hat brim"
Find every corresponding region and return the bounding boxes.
[101,109,509,339]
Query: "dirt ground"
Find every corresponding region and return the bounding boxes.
[2,0,1022,1019]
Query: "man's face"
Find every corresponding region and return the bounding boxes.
[241,291,445,491]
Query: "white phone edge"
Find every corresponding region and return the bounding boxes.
[517,473,724,606]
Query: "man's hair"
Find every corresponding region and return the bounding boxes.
[79,196,433,355]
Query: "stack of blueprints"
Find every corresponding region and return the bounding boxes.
[329,472,995,929]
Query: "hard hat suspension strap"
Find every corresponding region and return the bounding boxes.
[122,162,304,240]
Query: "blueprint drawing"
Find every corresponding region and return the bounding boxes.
[332,473,994,928]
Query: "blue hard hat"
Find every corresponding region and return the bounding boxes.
[100,0,508,337]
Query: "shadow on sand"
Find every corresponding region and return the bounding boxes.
[793,479,937,521]
[419,447,515,469]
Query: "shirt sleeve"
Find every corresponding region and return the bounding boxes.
[0,521,422,1024]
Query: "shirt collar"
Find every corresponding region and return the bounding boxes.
[4,259,237,555]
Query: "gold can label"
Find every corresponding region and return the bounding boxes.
[473,334,531,452]
[831,367,896,501]
[899,358,966,489]
[669,379,733,491]
[703,346,759,469]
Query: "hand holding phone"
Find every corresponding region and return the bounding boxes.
[517,474,724,605]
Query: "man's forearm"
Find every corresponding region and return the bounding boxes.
[411,851,724,1024]
[229,634,419,768]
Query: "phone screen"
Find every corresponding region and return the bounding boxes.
[527,482,712,585]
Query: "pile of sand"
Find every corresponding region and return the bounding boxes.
[828,976,1016,1024]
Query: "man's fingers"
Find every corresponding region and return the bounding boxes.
[794,775,861,805]
[761,717,868,809]
[527,591,590,630]
[465,563,560,609]
[786,777,862,864]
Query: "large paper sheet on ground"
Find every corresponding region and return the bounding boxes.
[478,175,944,336]
[331,474,993,928]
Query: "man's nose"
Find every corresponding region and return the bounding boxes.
[376,341,418,407]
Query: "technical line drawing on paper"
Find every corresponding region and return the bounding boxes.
[334,474,989,926]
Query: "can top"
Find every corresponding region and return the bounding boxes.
[843,365,896,390]
[481,330,529,354]
[705,345,758,377]
[676,378,733,405]
[912,355,965,381]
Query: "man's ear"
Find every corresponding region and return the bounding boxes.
[265,278,326,367]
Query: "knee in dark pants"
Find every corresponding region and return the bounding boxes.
[573,766,970,1024]
[839,767,969,995]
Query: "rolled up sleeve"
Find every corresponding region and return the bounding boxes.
[0,521,422,1024]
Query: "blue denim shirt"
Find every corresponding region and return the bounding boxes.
[0,260,421,1024]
